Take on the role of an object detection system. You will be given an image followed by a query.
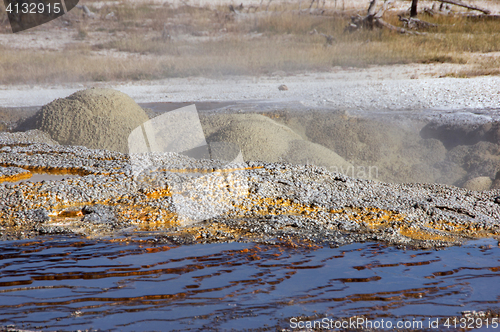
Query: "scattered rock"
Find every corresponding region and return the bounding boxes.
[463,176,492,191]
[271,71,286,77]
[0,129,59,146]
[82,204,116,225]
[492,171,500,189]
[26,208,50,223]
[447,141,500,182]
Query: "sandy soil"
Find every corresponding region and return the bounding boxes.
[3,0,500,51]
[113,0,500,14]
[1,0,499,108]
[1,68,500,114]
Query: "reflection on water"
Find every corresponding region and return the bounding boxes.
[0,237,499,331]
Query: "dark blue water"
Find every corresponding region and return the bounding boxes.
[0,236,499,331]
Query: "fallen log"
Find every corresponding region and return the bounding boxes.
[345,0,421,34]
[76,5,97,18]
[398,15,438,29]
[308,29,335,45]
[438,0,491,14]
[345,0,379,31]
[376,18,422,34]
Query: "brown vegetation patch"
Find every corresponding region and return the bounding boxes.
[1,2,500,83]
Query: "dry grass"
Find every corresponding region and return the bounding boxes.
[447,55,500,77]
[1,1,500,84]
[0,48,180,82]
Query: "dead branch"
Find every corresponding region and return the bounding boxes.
[296,0,326,15]
[309,8,326,15]
[374,0,393,18]
[367,0,379,16]
[309,29,335,45]
[423,7,435,16]
[346,0,492,35]
[437,0,491,14]
[345,0,426,35]
[320,32,335,45]
[398,15,437,29]
[229,3,245,15]
[376,18,422,34]
[246,5,259,13]
[345,0,392,32]
[76,5,97,19]
[266,0,273,12]
[161,24,171,40]
[308,0,326,11]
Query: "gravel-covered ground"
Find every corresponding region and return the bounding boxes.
[0,133,499,249]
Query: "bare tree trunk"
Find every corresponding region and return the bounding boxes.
[345,0,423,34]
[410,0,418,17]
[367,0,379,16]
[365,0,379,29]
[266,0,273,11]
[438,0,490,15]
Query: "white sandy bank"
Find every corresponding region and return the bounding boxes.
[1,68,500,112]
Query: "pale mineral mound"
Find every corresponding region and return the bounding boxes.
[18,88,149,153]
[202,113,352,170]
